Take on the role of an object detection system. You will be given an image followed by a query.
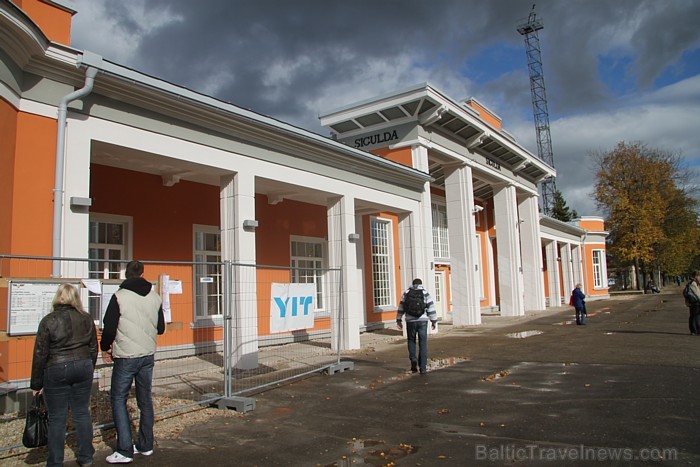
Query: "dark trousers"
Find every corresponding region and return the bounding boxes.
[111,355,155,457]
[406,320,429,372]
[689,306,700,335]
[43,359,95,467]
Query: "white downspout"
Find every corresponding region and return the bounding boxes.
[52,66,98,277]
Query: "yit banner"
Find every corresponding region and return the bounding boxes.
[270,283,316,333]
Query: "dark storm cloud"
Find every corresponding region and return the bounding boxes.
[70,0,700,214]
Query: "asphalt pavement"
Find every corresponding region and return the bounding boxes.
[91,290,700,466]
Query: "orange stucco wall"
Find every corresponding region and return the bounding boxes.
[15,0,73,45]
[255,196,327,266]
[0,99,18,255]
[90,164,220,261]
[584,243,609,297]
[370,147,413,168]
[11,112,56,256]
[464,100,502,130]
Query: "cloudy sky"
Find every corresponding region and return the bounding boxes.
[68,0,700,217]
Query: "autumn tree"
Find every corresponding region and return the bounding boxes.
[593,142,698,288]
[550,189,578,222]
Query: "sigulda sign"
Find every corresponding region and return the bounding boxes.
[353,130,399,149]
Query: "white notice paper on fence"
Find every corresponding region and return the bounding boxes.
[269,283,315,333]
[160,275,172,323]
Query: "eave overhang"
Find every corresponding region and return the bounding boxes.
[320,83,556,185]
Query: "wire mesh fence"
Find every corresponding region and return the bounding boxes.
[0,254,344,452]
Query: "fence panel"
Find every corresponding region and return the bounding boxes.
[0,255,344,453]
[227,264,342,396]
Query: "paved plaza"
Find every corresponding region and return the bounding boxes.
[89,290,698,466]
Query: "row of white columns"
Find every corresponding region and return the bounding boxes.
[219,154,548,367]
[543,239,584,307]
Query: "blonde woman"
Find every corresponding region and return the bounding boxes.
[31,284,98,467]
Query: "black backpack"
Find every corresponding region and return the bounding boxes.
[404,287,426,317]
[683,282,698,304]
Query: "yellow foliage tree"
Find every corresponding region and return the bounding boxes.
[593,142,695,286]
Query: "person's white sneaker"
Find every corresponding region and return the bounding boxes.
[105,451,133,464]
[134,445,154,456]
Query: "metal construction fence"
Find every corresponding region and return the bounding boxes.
[0,254,348,452]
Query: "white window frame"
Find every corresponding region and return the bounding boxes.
[592,249,607,289]
[88,214,133,324]
[431,200,449,259]
[290,236,328,315]
[193,224,222,322]
[88,213,133,279]
[370,216,396,310]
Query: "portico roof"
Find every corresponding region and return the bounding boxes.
[320,83,555,184]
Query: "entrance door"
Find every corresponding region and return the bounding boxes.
[434,270,448,321]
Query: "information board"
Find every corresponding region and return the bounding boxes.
[7,281,80,336]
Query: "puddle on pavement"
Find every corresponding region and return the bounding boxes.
[506,330,543,338]
[426,356,469,371]
[326,438,417,466]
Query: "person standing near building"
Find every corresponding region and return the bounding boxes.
[683,272,700,336]
[396,278,437,374]
[101,261,165,464]
[31,283,97,467]
[572,283,587,325]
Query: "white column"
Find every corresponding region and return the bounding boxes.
[518,194,545,311]
[544,240,561,307]
[220,172,258,369]
[571,244,584,287]
[444,163,481,325]
[406,145,434,288]
[493,184,524,316]
[62,124,91,276]
[327,195,361,350]
[561,243,574,297]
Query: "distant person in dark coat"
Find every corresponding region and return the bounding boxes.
[571,283,586,325]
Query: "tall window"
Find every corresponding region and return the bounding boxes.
[370,217,394,308]
[592,249,606,288]
[290,237,325,311]
[89,215,131,322]
[431,202,449,259]
[194,226,222,319]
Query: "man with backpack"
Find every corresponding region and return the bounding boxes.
[396,278,438,374]
[682,272,700,335]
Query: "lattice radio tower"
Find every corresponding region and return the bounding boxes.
[517,5,556,215]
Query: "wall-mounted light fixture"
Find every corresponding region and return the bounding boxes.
[243,219,259,231]
[348,233,360,243]
[70,197,92,208]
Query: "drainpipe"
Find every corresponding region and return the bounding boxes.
[52,66,98,277]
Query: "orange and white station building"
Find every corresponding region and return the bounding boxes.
[1,1,608,382]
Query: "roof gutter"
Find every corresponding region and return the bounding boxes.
[52,64,98,277]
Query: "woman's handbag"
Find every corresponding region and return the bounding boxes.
[22,392,48,448]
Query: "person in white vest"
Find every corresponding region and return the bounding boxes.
[101,260,165,464]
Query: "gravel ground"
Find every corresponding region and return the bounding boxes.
[0,395,242,466]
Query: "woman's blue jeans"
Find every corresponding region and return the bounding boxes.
[111,355,155,457]
[43,359,95,467]
[406,320,428,372]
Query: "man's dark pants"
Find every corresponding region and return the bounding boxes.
[406,320,429,372]
[689,305,700,335]
[111,355,155,457]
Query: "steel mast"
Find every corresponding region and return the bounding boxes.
[517,5,556,215]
